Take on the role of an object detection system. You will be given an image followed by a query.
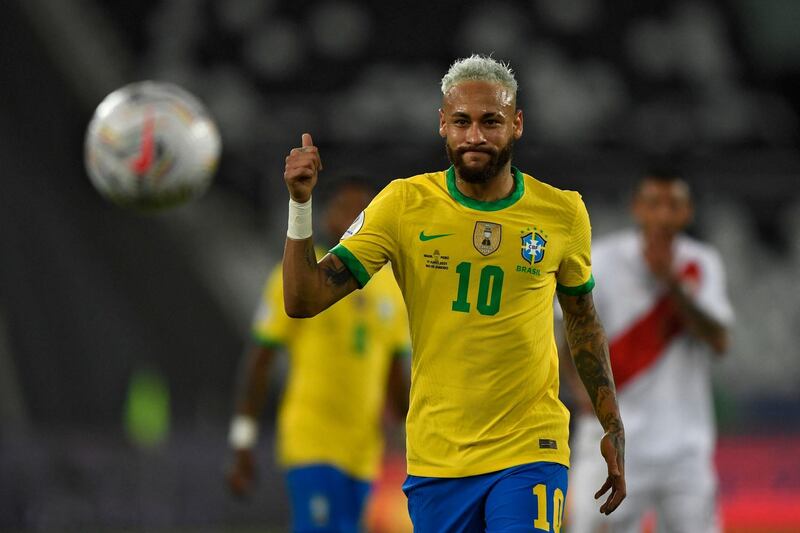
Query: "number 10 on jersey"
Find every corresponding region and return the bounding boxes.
[451,261,504,316]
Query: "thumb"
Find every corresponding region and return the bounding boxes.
[601,435,621,476]
[302,133,314,148]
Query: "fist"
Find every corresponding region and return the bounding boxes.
[284,133,323,203]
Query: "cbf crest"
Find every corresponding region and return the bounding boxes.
[473,221,502,255]
[521,226,547,264]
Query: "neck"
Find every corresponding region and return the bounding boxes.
[454,162,515,202]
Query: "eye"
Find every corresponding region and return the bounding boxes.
[453,118,468,126]
[484,119,500,126]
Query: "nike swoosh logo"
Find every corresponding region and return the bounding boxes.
[419,231,454,241]
[130,108,155,175]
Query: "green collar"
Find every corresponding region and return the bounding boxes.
[446,165,524,211]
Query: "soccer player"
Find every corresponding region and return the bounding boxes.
[280,55,626,532]
[226,179,410,533]
[561,170,734,533]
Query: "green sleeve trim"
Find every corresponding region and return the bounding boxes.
[556,274,595,296]
[251,331,284,349]
[329,244,371,288]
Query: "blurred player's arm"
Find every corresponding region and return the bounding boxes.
[282,133,358,317]
[645,236,729,354]
[558,291,626,515]
[226,343,278,497]
[386,353,410,420]
[664,279,728,354]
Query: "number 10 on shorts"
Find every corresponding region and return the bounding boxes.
[533,483,564,532]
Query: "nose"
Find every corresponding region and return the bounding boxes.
[465,122,486,145]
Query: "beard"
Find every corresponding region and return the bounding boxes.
[446,139,514,184]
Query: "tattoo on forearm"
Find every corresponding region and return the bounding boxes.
[560,293,624,437]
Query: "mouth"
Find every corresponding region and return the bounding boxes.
[460,149,493,158]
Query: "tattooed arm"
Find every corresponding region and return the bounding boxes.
[283,239,359,318]
[557,291,626,515]
[282,133,359,317]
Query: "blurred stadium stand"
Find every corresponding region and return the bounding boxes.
[1,0,799,530]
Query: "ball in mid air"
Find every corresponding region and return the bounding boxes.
[84,81,221,211]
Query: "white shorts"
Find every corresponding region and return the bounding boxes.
[566,415,720,533]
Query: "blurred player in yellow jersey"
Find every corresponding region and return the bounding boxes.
[226,178,410,533]
[279,55,626,533]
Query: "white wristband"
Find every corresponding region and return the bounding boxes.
[229,415,259,449]
[287,197,313,240]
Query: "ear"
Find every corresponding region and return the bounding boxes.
[439,108,447,138]
[513,109,523,140]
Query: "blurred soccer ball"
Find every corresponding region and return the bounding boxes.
[84,81,221,211]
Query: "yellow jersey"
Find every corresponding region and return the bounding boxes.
[331,167,594,477]
[253,255,409,480]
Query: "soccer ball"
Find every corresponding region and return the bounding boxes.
[84,81,221,211]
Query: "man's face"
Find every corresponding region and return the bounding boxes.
[439,81,523,183]
[324,184,372,239]
[632,178,693,238]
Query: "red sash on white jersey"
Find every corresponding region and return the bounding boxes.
[610,262,700,390]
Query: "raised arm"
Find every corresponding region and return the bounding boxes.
[282,133,358,317]
[557,290,626,515]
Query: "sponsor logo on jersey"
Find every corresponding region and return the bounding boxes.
[473,221,502,255]
[538,438,558,450]
[419,230,453,241]
[521,227,547,264]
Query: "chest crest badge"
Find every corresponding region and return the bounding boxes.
[521,227,547,264]
[473,221,502,256]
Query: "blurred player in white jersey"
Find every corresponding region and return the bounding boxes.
[561,169,734,533]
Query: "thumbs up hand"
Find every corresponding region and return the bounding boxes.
[284,133,323,203]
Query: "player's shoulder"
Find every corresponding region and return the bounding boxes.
[676,234,725,265]
[591,230,639,273]
[377,170,449,210]
[371,171,444,200]
[520,171,583,211]
[400,170,448,195]
[593,229,638,255]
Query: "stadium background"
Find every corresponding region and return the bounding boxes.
[1,0,799,531]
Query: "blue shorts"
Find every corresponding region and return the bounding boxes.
[285,464,372,533]
[403,462,568,533]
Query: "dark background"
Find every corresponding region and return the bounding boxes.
[1,0,799,531]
